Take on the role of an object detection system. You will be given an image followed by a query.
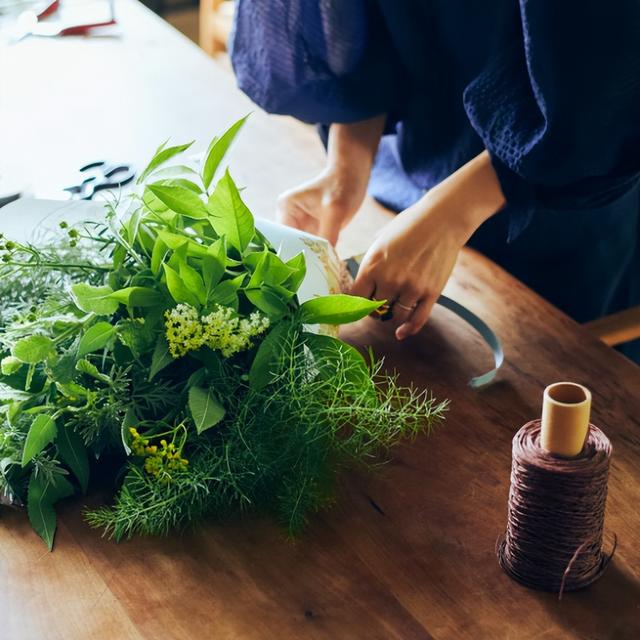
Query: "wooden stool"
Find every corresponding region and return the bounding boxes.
[199,0,234,56]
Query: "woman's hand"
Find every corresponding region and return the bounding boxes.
[351,151,506,339]
[350,200,464,339]
[277,115,386,245]
[277,166,368,246]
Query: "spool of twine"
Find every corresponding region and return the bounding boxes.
[498,419,614,596]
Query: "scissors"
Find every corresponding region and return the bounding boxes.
[63,161,135,200]
[12,0,117,42]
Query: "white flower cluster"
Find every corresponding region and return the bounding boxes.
[164,303,270,359]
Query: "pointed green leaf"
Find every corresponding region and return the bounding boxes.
[1,355,22,375]
[179,261,206,305]
[303,332,371,387]
[149,335,173,380]
[22,414,58,466]
[151,237,170,274]
[149,177,203,193]
[163,263,200,307]
[75,359,111,384]
[156,230,209,259]
[300,294,384,325]
[57,427,89,493]
[245,287,288,318]
[137,140,194,184]
[143,185,169,215]
[121,407,138,455]
[149,164,199,180]
[125,206,143,247]
[188,386,225,434]
[13,335,55,364]
[78,322,116,357]
[47,351,78,384]
[156,229,189,251]
[71,283,119,316]
[202,237,226,299]
[147,184,209,219]
[207,169,255,251]
[248,250,297,289]
[202,115,248,189]
[116,319,156,358]
[27,472,74,550]
[283,252,307,293]
[108,286,164,307]
[208,275,244,308]
[249,322,290,390]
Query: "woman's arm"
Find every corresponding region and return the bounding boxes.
[277,115,385,245]
[350,151,506,339]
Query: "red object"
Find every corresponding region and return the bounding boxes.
[36,0,60,19]
[58,18,116,36]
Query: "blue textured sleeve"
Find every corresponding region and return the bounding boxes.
[463,0,640,238]
[230,0,400,124]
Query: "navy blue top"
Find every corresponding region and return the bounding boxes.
[230,1,640,241]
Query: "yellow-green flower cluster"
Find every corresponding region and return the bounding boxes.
[164,303,270,359]
[129,427,189,483]
[164,304,203,358]
[201,305,270,357]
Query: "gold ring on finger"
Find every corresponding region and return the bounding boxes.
[395,302,417,312]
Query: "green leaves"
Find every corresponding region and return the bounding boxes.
[22,414,57,466]
[202,115,248,189]
[137,140,194,184]
[207,170,255,251]
[300,295,384,325]
[283,252,306,293]
[71,283,119,315]
[109,287,164,308]
[179,261,206,305]
[202,237,226,299]
[13,335,55,364]
[163,263,200,307]
[245,288,288,318]
[188,386,225,434]
[57,427,89,493]
[148,183,209,219]
[151,237,170,274]
[208,274,244,308]
[121,407,137,455]
[248,250,297,288]
[303,332,371,388]
[149,336,173,381]
[75,359,111,384]
[27,472,74,550]
[249,323,290,389]
[1,355,23,375]
[78,322,116,357]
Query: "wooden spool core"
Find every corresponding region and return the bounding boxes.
[540,382,592,457]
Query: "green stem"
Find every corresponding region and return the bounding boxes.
[6,260,110,272]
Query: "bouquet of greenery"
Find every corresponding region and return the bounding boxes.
[0,118,446,549]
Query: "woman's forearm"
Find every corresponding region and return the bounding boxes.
[327,115,386,176]
[416,150,506,242]
[276,115,386,244]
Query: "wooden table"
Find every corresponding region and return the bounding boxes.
[2,2,640,638]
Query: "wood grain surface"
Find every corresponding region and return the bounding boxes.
[1,2,639,638]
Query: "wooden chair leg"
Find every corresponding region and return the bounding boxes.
[584,306,640,346]
[199,0,234,57]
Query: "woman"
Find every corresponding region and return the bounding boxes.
[230,1,640,359]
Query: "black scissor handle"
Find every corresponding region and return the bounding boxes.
[65,161,136,199]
